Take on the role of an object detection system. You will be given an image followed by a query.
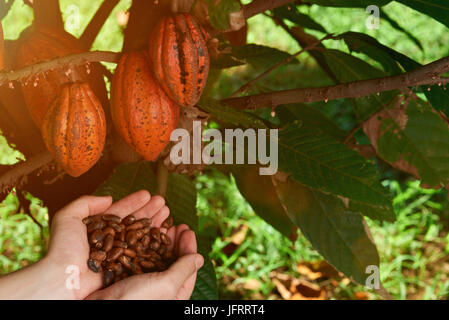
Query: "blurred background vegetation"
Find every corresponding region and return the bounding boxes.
[1,0,449,300]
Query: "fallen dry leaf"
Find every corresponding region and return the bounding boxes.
[296,264,323,281]
[243,279,261,291]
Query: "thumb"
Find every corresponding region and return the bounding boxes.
[162,253,204,292]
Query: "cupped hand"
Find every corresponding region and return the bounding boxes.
[45,190,201,300]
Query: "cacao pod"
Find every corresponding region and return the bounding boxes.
[149,13,210,107]
[111,52,180,161]
[42,82,106,177]
[16,26,85,127]
[0,22,4,70]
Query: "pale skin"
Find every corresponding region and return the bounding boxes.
[0,190,204,300]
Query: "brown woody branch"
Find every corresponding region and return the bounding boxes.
[0,152,53,193]
[243,0,295,19]
[80,0,121,48]
[223,56,449,109]
[0,51,120,85]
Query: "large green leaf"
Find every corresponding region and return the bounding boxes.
[274,177,380,284]
[273,6,327,33]
[307,0,391,7]
[375,100,449,187]
[322,49,398,119]
[198,97,267,129]
[396,0,449,29]
[278,122,394,221]
[94,162,218,300]
[339,32,449,115]
[191,236,219,300]
[228,165,296,237]
[205,0,241,30]
[232,44,299,70]
[277,104,347,141]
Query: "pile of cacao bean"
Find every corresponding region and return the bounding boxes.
[83,214,175,288]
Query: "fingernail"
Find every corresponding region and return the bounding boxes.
[195,255,204,269]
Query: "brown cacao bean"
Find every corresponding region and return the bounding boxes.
[88,259,102,273]
[160,233,171,246]
[102,226,115,237]
[104,269,115,287]
[102,214,121,223]
[107,247,124,262]
[113,240,128,249]
[90,229,104,244]
[126,230,138,246]
[124,248,137,258]
[110,223,125,233]
[161,217,173,229]
[90,250,107,262]
[123,215,136,226]
[119,255,132,269]
[87,220,105,233]
[150,228,160,241]
[103,234,114,252]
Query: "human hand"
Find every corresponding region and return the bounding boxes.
[46,190,202,300]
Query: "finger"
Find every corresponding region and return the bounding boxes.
[151,205,170,227]
[57,195,113,220]
[104,190,151,218]
[176,228,197,257]
[166,226,176,251]
[132,195,166,221]
[161,253,204,295]
[175,273,198,300]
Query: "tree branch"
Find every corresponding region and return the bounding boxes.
[0,51,120,85]
[223,56,449,109]
[80,0,121,48]
[0,152,53,193]
[243,0,295,19]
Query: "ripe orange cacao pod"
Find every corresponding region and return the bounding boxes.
[41,82,106,178]
[16,26,85,127]
[111,52,180,161]
[149,13,210,107]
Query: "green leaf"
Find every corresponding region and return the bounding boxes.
[278,122,394,221]
[376,100,449,187]
[277,104,347,141]
[379,9,423,51]
[323,49,398,119]
[307,0,391,7]
[191,236,219,300]
[232,44,298,70]
[211,54,246,69]
[274,178,380,284]
[228,165,296,237]
[198,97,267,129]
[273,6,327,33]
[396,0,449,29]
[205,0,241,30]
[339,32,449,115]
[94,163,218,299]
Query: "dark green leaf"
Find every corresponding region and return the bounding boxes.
[277,104,347,141]
[229,165,296,237]
[396,0,449,29]
[323,49,398,119]
[191,236,218,300]
[375,100,449,187]
[232,44,299,70]
[338,32,449,115]
[273,6,327,33]
[275,178,380,284]
[198,97,267,129]
[278,122,394,221]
